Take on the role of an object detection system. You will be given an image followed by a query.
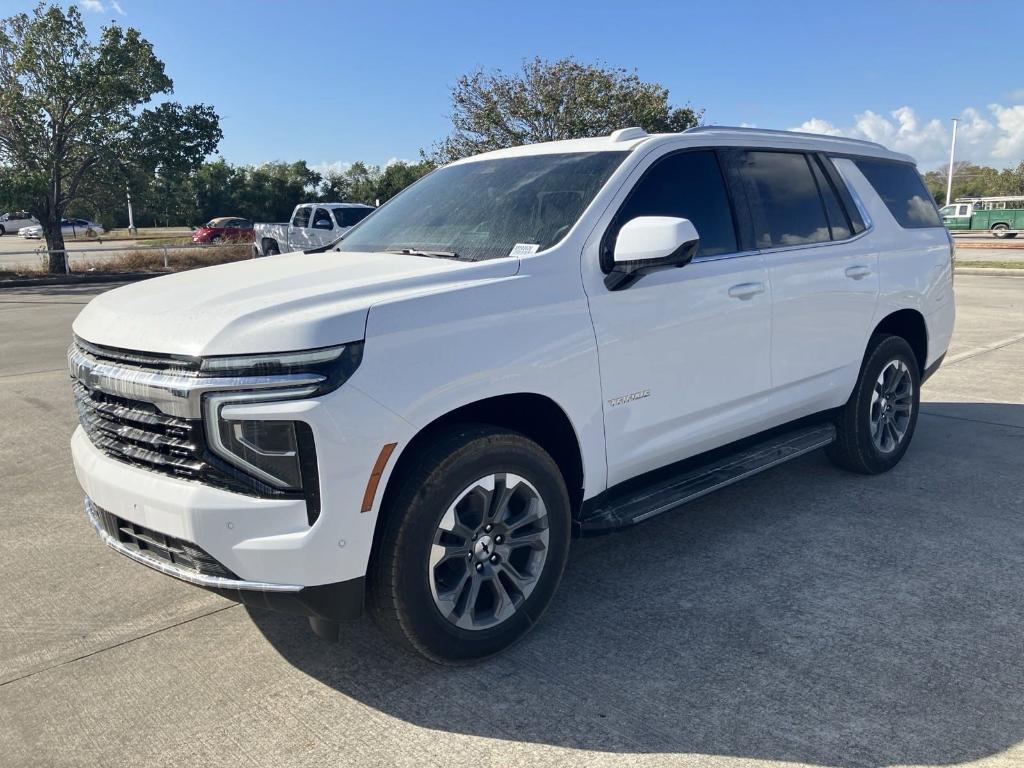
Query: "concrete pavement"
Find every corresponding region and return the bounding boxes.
[1,275,1023,767]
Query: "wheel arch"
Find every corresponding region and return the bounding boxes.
[872,308,927,374]
[380,393,586,518]
[367,393,586,585]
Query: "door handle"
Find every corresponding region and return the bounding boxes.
[728,282,765,300]
[845,265,872,280]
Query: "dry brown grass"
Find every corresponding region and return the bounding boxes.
[0,244,252,280]
[74,244,252,272]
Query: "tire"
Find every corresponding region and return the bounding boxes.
[991,223,1016,239]
[826,334,921,474]
[367,424,571,664]
[0,225,6,235]
[263,238,280,256]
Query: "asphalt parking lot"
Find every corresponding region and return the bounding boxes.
[2,274,1023,768]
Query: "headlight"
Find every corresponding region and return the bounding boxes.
[200,342,363,392]
[201,342,362,495]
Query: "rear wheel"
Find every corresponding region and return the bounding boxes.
[368,425,571,663]
[826,334,921,474]
[262,238,280,256]
[992,223,1017,239]
[0,225,5,235]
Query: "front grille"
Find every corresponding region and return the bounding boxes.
[75,336,201,373]
[71,339,311,503]
[73,380,208,481]
[93,505,237,579]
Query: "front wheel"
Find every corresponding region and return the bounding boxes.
[826,334,921,474]
[0,225,6,235]
[368,425,571,663]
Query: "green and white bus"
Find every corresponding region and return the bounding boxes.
[940,196,1024,238]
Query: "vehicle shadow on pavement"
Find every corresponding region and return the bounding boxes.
[251,401,1024,767]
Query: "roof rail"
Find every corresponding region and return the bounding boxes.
[683,124,888,151]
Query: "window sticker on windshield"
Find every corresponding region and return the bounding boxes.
[509,243,540,257]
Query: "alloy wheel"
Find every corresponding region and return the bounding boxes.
[870,359,914,454]
[429,473,549,630]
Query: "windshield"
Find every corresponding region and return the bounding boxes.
[336,152,627,261]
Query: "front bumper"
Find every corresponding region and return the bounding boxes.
[85,496,365,619]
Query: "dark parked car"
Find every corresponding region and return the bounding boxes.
[192,217,254,243]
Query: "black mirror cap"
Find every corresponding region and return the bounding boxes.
[603,238,699,291]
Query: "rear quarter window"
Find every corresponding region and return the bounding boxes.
[853,159,941,229]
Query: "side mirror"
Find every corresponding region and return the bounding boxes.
[605,216,699,290]
[312,220,333,230]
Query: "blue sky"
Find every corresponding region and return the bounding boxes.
[9,0,1024,170]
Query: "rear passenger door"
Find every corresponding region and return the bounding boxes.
[734,149,877,415]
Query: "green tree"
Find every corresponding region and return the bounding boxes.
[922,161,1024,204]
[0,3,220,271]
[319,160,434,206]
[433,57,702,163]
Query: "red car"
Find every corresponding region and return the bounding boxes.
[192,217,254,243]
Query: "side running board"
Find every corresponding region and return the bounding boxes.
[579,423,836,534]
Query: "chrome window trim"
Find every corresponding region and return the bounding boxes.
[751,224,875,258]
[85,497,302,593]
[691,221,875,263]
[691,249,759,264]
[68,344,324,418]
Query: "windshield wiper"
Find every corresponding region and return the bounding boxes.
[387,248,462,260]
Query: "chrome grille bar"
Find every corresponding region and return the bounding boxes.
[68,342,324,419]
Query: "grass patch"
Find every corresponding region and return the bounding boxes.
[0,244,252,280]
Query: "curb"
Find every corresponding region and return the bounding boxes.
[0,271,165,289]
[954,244,1024,250]
[954,267,1024,276]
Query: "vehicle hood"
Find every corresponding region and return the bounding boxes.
[73,250,519,356]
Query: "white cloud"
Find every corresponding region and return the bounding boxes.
[311,160,353,176]
[311,158,415,175]
[79,0,126,14]
[988,103,1024,161]
[792,103,1024,170]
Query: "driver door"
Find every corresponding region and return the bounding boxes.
[287,205,314,251]
[307,207,337,248]
[583,148,773,487]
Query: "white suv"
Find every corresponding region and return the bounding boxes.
[69,127,955,662]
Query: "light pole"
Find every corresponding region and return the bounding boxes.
[945,117,960,207]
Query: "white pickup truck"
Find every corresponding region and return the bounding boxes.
[253,202,374,256]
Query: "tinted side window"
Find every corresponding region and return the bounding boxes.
[312,208,334,229]
[810,157,851,240]
[338,207,372,227]
[853,158,941,228]
[739,151,830,248]
[292,207,311,228]
[604,150,737,269]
